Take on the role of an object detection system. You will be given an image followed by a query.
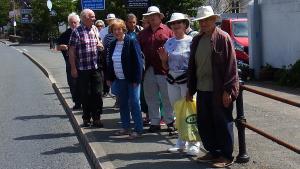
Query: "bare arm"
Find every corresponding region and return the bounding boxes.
[68,46,78,78]
[57,44,68,51]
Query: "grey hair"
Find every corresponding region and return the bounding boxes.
[68,12,80,23]
[126,13,137,21]
[80,9,93,21]
[95,20,105,27]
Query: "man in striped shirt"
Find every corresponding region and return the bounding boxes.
[69,9,104,127]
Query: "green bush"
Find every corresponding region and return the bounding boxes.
[275,60,300,87]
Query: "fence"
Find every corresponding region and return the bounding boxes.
[235,82,300,163]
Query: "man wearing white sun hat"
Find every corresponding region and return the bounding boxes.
[99,13,116,41]
[186,6,239,168]
[138,6,174,133]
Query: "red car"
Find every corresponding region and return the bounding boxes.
[221,18,249,64]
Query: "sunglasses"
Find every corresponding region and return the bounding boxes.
[170,20,183,25]
[96,25,104,28]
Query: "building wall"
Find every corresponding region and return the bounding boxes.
[240,0,252,12]
[260,0,300,68]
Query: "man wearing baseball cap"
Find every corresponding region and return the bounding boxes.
[138,6,174,133]
[186,6,239,168]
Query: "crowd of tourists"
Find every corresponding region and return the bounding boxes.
[56,5,239,168]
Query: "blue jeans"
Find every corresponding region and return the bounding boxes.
[115,79,143,133]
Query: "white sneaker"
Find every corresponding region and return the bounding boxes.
[168,138,186,153]
[186,143,200,156]
[168,146,185,152]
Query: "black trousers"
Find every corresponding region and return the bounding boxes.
[63,55,80,105]
[78,69,103,121]
[196,91,234,160]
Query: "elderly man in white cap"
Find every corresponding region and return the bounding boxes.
[99,13,116,41]
[138,6,174,133]
[186,6,239,168]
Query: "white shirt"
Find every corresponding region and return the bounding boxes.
[164,36,192,73]
[112,41,125,79]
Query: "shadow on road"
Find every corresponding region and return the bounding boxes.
[14,133,76,140]
[14,114,68,121]
[41,143,83,155]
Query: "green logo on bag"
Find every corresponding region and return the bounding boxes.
[186,114,197,124]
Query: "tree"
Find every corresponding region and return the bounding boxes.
[30,0,78,41]
[77,0,206,23]
[0,0,10,26]
[151,0,206,19]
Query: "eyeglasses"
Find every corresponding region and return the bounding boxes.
[170,20,183,25]
[96,25,103,28]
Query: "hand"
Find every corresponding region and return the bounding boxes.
[97,42,104,51]
[106,80,112,87]
[185,91,193,101]
[223,91,232,108]
[59,45,68,51]
[71,67,78,78]
[157,47,168,63]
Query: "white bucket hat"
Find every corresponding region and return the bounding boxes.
[167,13,189,27]
[192,6,220,21]
[105,13,116,21]
[143,6,164,18]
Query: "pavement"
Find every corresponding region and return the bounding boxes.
[1,39,299,169]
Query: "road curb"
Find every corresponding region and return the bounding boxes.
[22,51,115,169]
[0,40,7,45]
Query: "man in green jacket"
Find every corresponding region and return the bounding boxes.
[187,6,239,168]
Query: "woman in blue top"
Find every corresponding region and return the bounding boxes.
[106,19,144,139]
[158,13,201,156]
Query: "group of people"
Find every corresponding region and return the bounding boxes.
[57,5,239,168]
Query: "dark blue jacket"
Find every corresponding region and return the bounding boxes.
[106,34,143,83]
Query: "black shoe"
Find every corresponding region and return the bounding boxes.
[72,104,81,110]
[92,120,104,128]
[148,125,161,133]
[167,121,176,132]
[82,120,91,127]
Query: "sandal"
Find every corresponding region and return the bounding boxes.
[211,157,234,168]
[114,129,131,136]
[127,132,143,140]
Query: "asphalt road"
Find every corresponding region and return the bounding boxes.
[0,43,92,169]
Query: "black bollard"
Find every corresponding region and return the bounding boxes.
[50,37,54,49]
[235,81,250,163]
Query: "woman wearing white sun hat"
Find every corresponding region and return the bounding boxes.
[158,12,201,156]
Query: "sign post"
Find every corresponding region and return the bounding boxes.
[20,8,33,24]
[81,0,105,10]
[126,0,150,9]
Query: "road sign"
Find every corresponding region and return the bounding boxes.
[50,10,57,16]
[81,0,105,10]
[127,0,150,8]
[20,8,33,24]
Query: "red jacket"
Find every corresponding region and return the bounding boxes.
[187,27,239,106]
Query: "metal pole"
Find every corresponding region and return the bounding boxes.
[49,15,54,49]
[241,85,300,108]
[13,0,16,36]
[241,121,300,154]
[235,81,250,163]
